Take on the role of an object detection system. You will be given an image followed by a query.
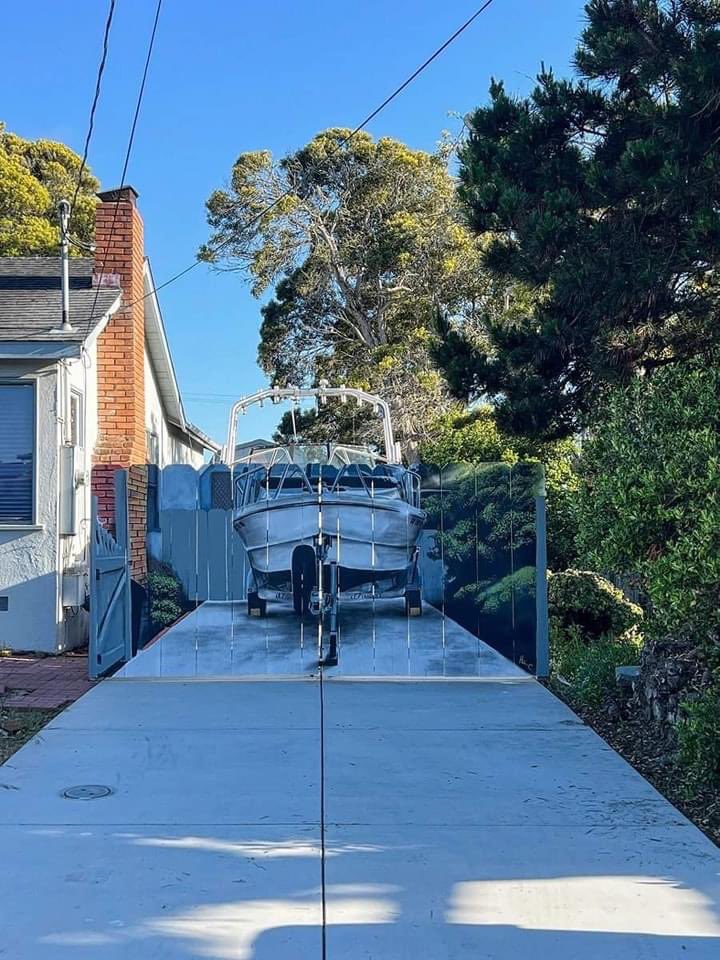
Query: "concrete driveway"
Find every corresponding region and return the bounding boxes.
[1,602,719,958]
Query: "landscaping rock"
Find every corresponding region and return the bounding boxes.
[634,639,709,738]
[615,665,640,687]
[1,719,24,735]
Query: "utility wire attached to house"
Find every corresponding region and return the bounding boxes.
[118,0,499,313]
[67,0,117,231]
[88,0,164,323]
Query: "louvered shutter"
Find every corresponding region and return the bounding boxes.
[0,384,34,524]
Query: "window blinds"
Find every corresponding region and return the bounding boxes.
[0,383,34,524]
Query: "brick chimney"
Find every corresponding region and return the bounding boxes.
[93,185,146,466]
[91,186,148,582]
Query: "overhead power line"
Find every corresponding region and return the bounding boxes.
[88,0,164,322]
[67,0,117,229]
[334,0,497,149]
[121,0,498,312]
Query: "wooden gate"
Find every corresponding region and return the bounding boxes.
[89,471,132,678]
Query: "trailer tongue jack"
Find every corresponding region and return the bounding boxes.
[311,536,339,667]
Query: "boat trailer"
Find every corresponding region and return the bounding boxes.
[230,381,424,668]
[248,534,423,667]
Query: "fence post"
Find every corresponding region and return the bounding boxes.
[535,494,550,678]
[114,469,133,663]
[89,495,99,678]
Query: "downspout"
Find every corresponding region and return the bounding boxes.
[56,360,68,650]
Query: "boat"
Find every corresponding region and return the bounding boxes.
[222,384,426,630]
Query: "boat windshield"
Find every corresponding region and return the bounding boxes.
[234,443,380,469]
[233,454,421,510]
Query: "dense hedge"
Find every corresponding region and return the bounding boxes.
[548,570,643,706]
[677,684,720,790]
[574,360,720,785]
[549,570,643,641]
[148,567,185,633]
[575,359,720,649]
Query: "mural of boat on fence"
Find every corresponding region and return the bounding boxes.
[148,459,546,670]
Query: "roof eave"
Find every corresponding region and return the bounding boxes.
[79,292,123,347]
[185,422,222,454]
[142,259,186,429]
[0,341,83,359]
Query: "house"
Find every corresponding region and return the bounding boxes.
[0,186,219,654]
[234,438,276,462]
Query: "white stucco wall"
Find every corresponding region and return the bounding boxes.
[144,351,205,468]
[1,337,208,654]
[60,343,98,649]
[0,362,60,653]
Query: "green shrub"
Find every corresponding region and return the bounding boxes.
[549,570,643,640]
[549,570,643,705]
[575,357,720,649]
[148,567,184,631]
[552,624,643,707]
[676,685,720,791]
[150,598,183,631]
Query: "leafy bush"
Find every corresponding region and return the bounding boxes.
[575,358,720,649]
[148,567,185,632]
[676,685,720,791]
[553,627,643,708]
[418,405,517,465]
[549,570,643,705]
[549,570,643,640]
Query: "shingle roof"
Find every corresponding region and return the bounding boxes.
[0,257,121,341]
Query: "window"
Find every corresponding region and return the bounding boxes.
[146,430,160,466]
[146,464,160,532]
[0,383,34,524]
[69,390,84,447]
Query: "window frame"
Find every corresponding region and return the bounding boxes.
[0,378,38,528]
[146,429,160,466]
[70,388,85,448]
[146,463,160,532]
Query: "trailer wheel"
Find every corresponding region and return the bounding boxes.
[292,546,316,615]
[248,591,266,618]
[405,588,422,618]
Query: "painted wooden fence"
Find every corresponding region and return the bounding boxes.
[151,464,249,602]
[89,472,132,677]
[149,461,549,674]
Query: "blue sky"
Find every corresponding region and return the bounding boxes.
[4,0,586,444]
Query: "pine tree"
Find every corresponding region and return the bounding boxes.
[441,0,720,437]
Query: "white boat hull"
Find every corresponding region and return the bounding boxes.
[233,495,425,575]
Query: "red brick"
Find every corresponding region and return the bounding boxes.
[94,188,146,468]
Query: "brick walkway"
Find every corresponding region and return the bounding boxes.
[0,656,95,709]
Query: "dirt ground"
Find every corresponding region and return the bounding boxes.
[0,706,60,766]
